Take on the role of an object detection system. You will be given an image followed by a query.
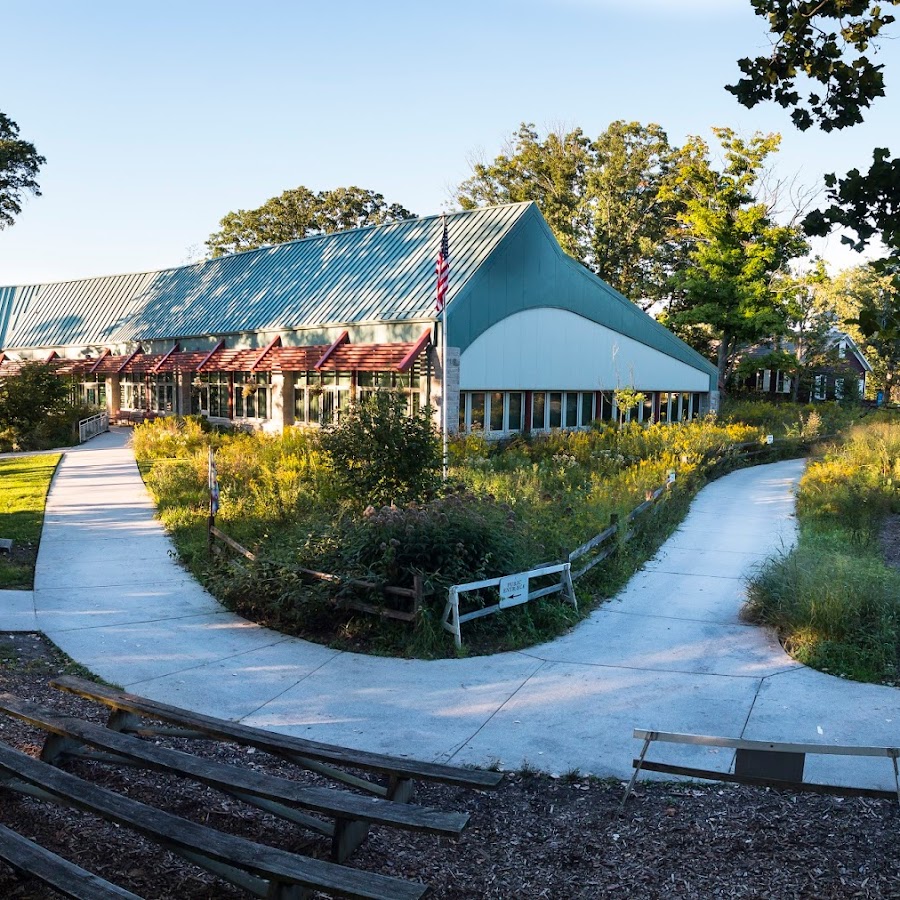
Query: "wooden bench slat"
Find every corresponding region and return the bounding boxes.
[636,759,899,801]
[0,693,468,838]
[52,675,502,790]
[0,743,427,900]
[632,728,900,758]
[0,823,142,900]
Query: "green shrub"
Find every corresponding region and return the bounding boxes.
[0,364,91,450]
[319,391,440,508]
[719,398,860,437]
[336,492,536,593]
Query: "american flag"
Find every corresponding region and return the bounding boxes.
[435,216,449,313]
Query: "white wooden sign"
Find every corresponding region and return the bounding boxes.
[499,573,529,608]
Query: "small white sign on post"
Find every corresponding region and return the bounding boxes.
[499,573,529,609]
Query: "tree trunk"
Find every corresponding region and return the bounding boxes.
[716,334,731,395]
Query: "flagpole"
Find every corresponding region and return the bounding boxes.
[435,214,450,483]
[442,289,449,481]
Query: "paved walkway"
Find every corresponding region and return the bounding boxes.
[3,428,900,790]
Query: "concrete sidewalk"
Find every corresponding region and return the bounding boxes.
[5,427,900,791]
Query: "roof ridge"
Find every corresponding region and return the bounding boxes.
[0,202,535,291]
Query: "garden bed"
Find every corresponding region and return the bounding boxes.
[133,404,856,658]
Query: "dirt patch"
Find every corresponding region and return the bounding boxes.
[880,514,900,570]
[0,636,899,898]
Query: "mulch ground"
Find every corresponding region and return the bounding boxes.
[0,636,899,898]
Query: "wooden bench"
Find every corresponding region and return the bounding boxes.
[621,727,900,813]
[52,676,503,805]
[0,822,142,899]
[0,740,426,899]
[0,692,467,863]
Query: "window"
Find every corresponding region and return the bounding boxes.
[457,391,527,433]
[508,393,523,431]
[120,376,148,412]
[150,375,174,413]
[834,377,844,400]
[294,372,311,424]
[658,392,670,423]
[294,371,350,425]
[532,392,546,430]
[320,372,351,424]
[813,374,826,401]
[598,391,615,422]
[775,371,791,394]
[548,392,562,428]
[490,392,504,431]
[580,392,594,427]
[81,381,106,408]
[838,341,847,358]
[470,392,485,431]
[234,372,271,419]
[192,372,229,417]
[357,369,423,415]
[642,394,654,424]
[564,393,578,429]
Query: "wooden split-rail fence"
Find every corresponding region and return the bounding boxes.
[208,524,425,622]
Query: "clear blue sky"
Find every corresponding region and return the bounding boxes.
[2,0,897,286]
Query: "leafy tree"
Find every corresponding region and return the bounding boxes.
[612,387,646,427]
[728,1,897,132]
[729,2,900,259]
[207,185,416,257]
[0,363,71,450]
[456,122,689,308]
[826,263,900,400]
[804,148,900,253]
[734,264,842,401]
[457,124,591,262]
[0,113,46,229]
[778,261,846,400]
[661,129,808,393]
[319,391,440,508]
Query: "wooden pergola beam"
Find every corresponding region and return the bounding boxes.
[151,342,181,374]
[196,339,225,372]
[314,331,349,370]
[395,328,432,373]
[250,335,282,371]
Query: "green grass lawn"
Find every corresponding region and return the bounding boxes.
[0,454,61,589]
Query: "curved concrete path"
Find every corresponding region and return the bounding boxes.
[4,428,900,791]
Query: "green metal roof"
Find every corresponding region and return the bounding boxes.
[0,201,715,384]
[0,204,531,348]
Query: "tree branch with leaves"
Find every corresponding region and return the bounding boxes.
[0,112,46,229]
[206,185,417,257]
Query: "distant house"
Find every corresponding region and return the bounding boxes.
[0,203,718,433]
[741,330,873,402]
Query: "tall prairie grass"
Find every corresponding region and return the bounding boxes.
[746,420,900,684]
[134,409,819,657]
